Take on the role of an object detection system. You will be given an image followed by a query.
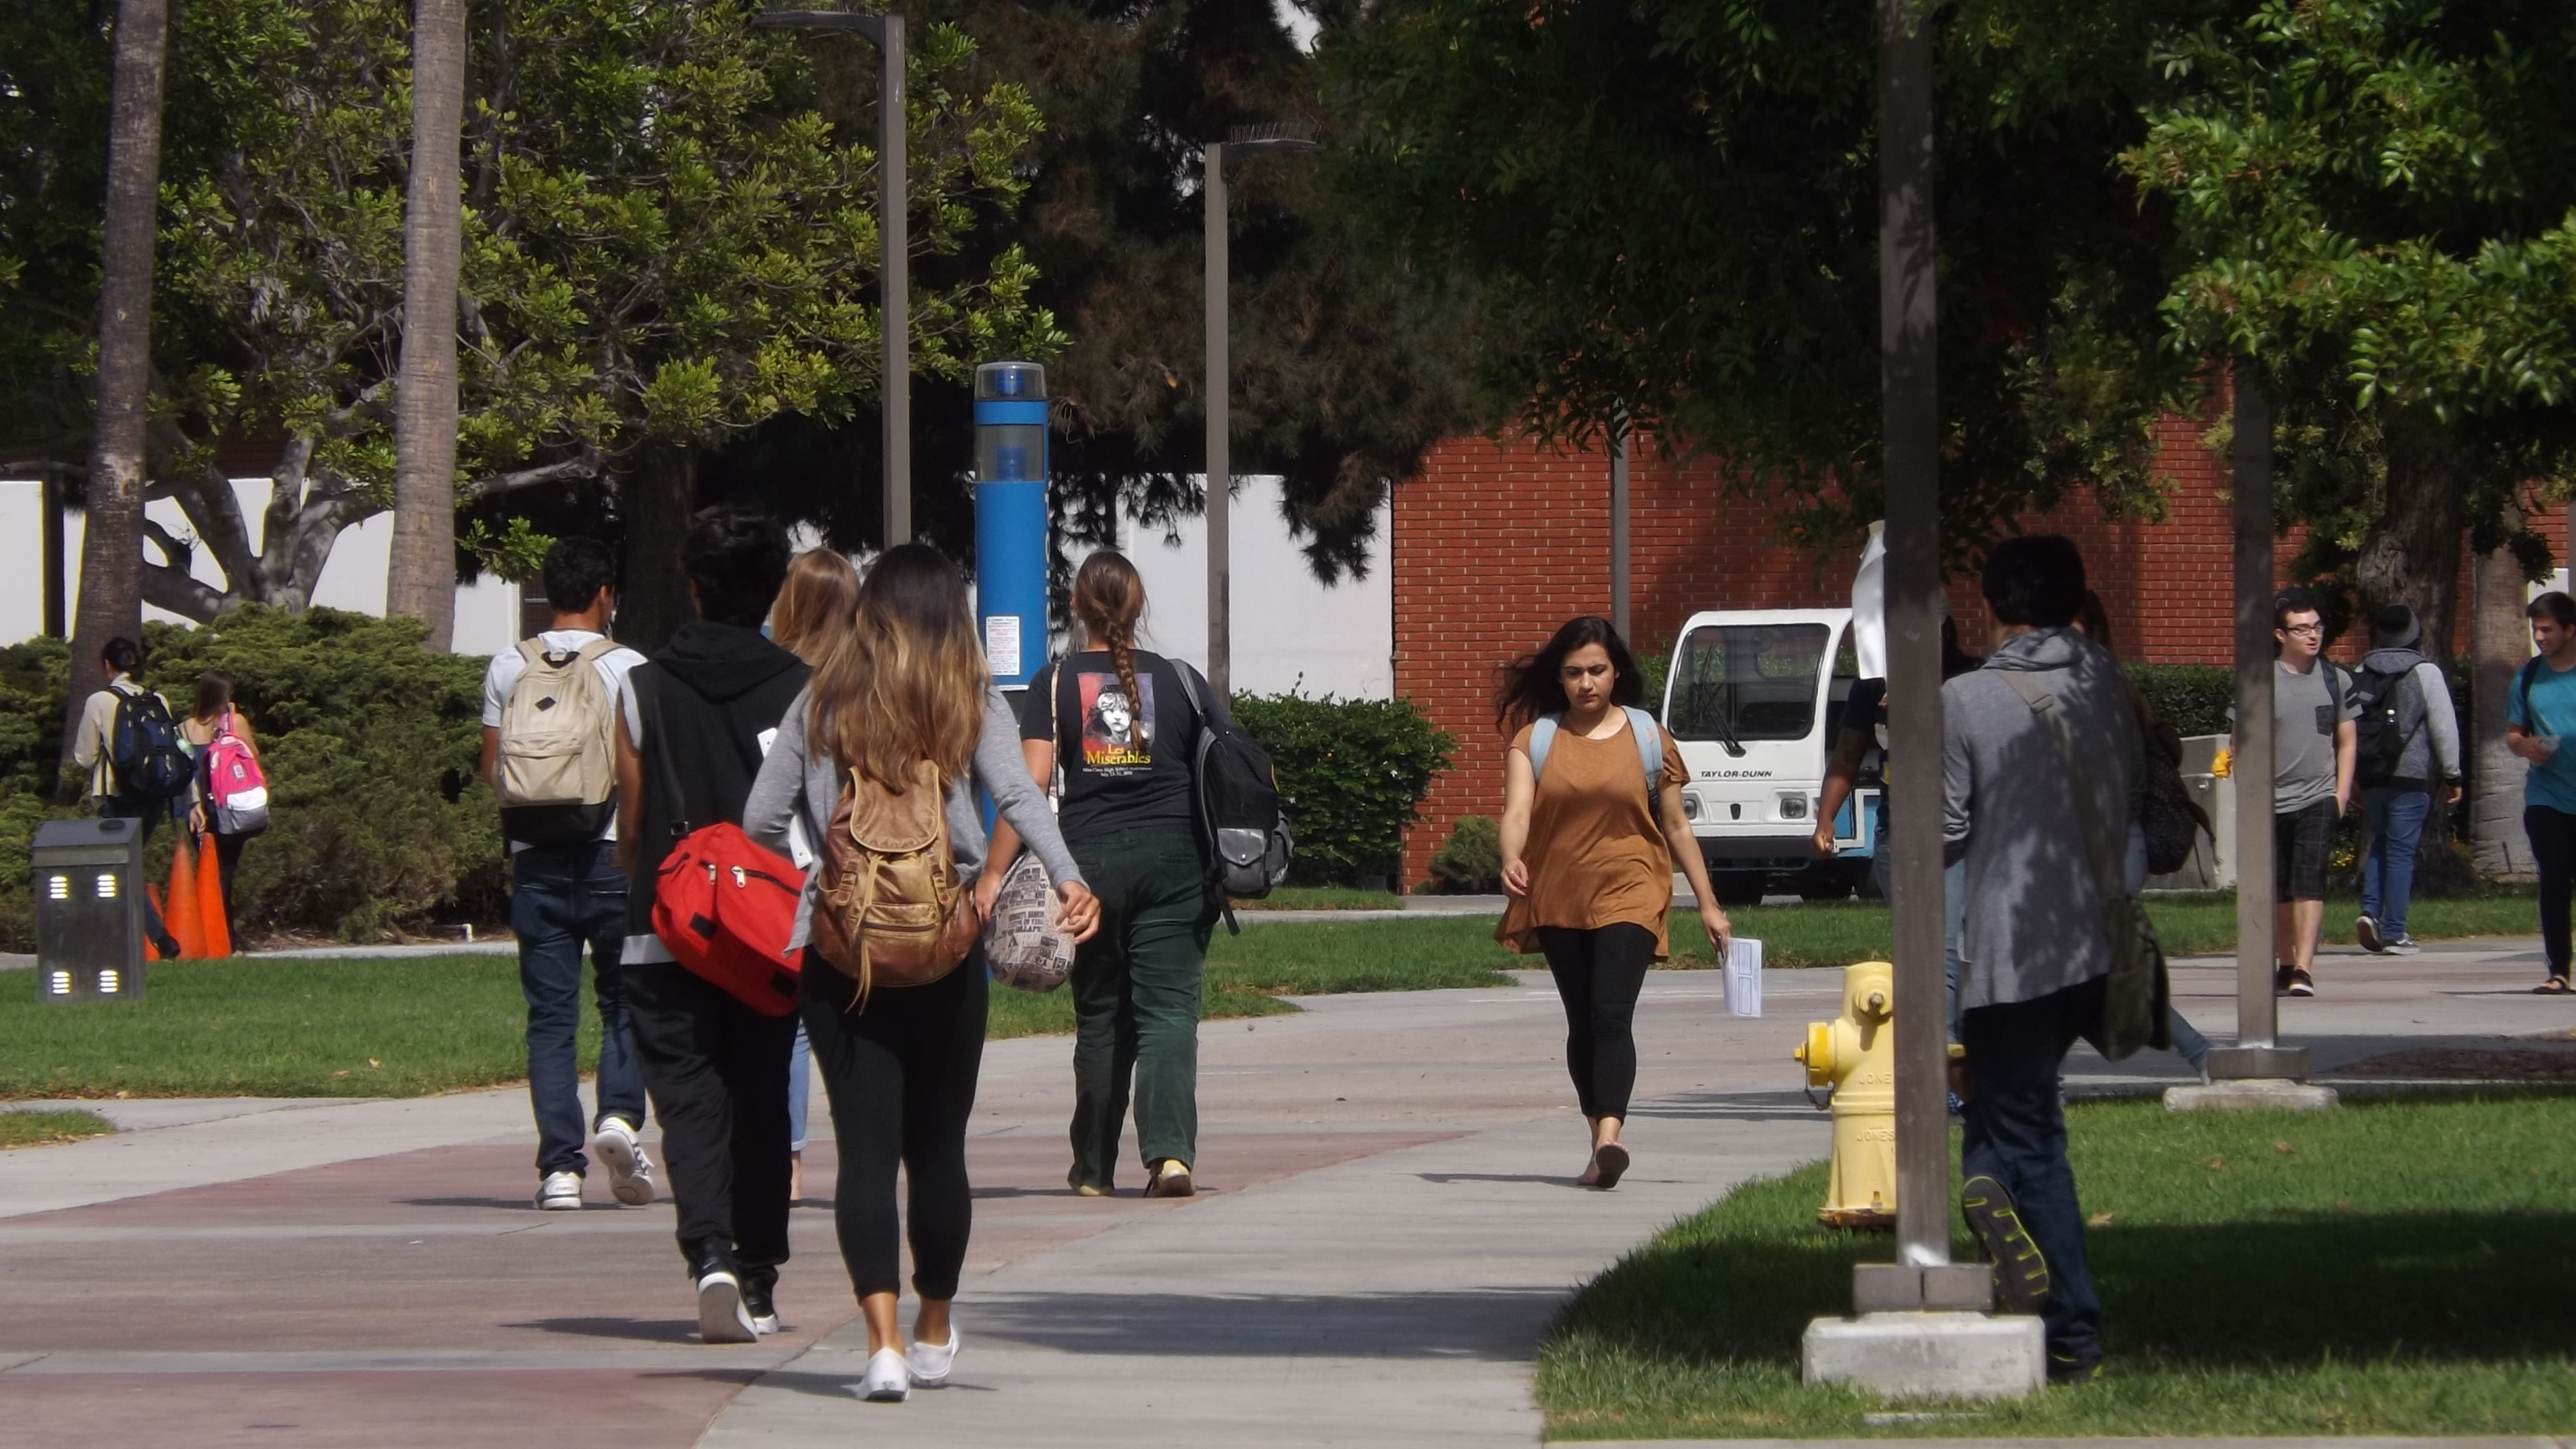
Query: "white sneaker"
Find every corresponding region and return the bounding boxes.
[906,1327,958,1388]
[860,1346,911,1401]
[697,1269,757,1345]
[589,1118,657,1206]
[535,1170,583,1211]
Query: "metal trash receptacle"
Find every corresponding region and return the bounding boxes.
[33,817,145,1001]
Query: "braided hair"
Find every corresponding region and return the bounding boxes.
[1070,550,1147,730]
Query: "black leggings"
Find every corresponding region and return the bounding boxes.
[2529,806,2576,976]
[1536,923,1656,1119]
[802,948,988,1301]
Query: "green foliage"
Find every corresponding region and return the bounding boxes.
[1231,691,1457,886]
[2125,0,2576,605]
[2128,663,2235,737]
[1427,814,1501,894]
[1330,0,2202,564]
[0,611,504,949]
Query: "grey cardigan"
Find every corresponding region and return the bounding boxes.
[742,683,1087,952]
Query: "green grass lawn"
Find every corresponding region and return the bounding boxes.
[1541,1093,2576,1439]
[1230,886,1407,911]
[1694,889,2542,970]
[1,921,1518,1098]
[0,1108,115,1147]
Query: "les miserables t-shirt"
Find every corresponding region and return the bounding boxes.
[1021,649,1202,838]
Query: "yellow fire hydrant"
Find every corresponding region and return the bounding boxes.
[1793,959,1897,1228]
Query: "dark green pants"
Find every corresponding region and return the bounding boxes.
[1067,827,1213,1188]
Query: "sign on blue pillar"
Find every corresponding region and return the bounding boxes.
[974,361,1048,689]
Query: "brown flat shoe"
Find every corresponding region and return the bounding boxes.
[1144,1160,1195,1198]
[1591,1143,1631,1191]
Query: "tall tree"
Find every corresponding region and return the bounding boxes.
[2125,0,2576,653]
[1329,0,2213,564]
[714,1,1483,581]
[387,0,468,649]
[3,0,1056,646]
[57,0,171,786]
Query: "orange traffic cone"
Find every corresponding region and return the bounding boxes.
[195,832,231,958]
[166,832,206,960]
[143,882,164,961]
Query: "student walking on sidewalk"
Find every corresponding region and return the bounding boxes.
[1495,615,1731,1189]
[2352,603,2462,956]
[745,544,1098,1402]
[765,547,864,1205]
[988,550,1223,1201]
[482,537,653,1213]
[615,512,810,1343]
[2509,590,2576,995]
[70,636,187,959]
[2235,588,2357,998]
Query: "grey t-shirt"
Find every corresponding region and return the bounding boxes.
[2270,659,2358,813]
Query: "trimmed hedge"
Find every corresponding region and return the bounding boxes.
[1232,691,1456,886]
[1,609,504,950]
[2128,663,2233,737]
[1428,813,1502,893]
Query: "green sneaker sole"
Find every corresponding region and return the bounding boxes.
[1960,1173,2051,1315]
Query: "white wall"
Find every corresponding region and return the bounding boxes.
[1078,475,1393,699]
[0,478,519,656]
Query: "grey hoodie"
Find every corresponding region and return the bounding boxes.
[2355,647,2462,788]
[1941,628,2144,1013]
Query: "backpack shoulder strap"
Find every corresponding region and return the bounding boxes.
[2519,657,2542,723]
[1623,706,1662,796]
[1527,714,1561,782]
[515,638,548,670]
[1170,657,1210,726]
[2324,660,2344,714]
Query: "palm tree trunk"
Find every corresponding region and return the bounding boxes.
[387,0,469,650]
[615,441,700,652]
[2470,508,2533,878]
[2353,412,2465,656]
[57,0,169,793]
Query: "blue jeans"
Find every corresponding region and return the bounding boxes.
[512,844,645,1176]
[2360,787,2433,938]
[1961,977,2106,1363]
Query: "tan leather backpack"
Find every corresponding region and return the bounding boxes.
[809,760,977,1005]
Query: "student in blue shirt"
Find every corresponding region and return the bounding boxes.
[2506,590,2576,995]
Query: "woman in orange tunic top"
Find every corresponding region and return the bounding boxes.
[1498,617,1732,1188]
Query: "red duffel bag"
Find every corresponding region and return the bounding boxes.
[652,823,806,1015]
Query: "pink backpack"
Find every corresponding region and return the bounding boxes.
[203,710,270,836]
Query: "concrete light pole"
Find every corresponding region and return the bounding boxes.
[1203,122,1320,697]
[751,9,911,548]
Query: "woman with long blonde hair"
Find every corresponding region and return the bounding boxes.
[744,543,1099,1402]
[984,549,1225,1201]
[765,547,863,1204]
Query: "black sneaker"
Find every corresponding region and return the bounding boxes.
[693,1252,756,1345]
[740,1268,779,1336]
[1960,1175,2051,1315]
[2049,1349,2104,1384]
[2273,963,2295,995]
[2284,968,2315,997]
[2355,914,2385,953]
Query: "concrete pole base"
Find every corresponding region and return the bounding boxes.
[1801,1311,2045,1399]
[2165,1078,2341,1112]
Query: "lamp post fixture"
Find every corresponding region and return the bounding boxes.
[750,8,911,548]
[1202,122,1320,698]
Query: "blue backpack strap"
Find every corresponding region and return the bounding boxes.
[1624,706,1663,797]
[1528,714,1561,782]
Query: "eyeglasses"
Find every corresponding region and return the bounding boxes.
[2280,622,2324,636]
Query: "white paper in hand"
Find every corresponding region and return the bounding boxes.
[1723,937,1763,1017]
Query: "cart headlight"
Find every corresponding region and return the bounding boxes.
[1682,792,1701,820]
[1778,794,1808,820]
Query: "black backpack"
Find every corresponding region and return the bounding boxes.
[1169,664,1293,932]
[109,684,194,806]
[2350,662,2422,788]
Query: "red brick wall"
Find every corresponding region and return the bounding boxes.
[1390,415,2472,886]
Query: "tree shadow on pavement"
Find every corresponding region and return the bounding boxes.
[959,1286,1571,1360]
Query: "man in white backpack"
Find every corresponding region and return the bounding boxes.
[480,537,656,1213]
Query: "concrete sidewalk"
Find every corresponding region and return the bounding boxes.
[2,938,2570,1448]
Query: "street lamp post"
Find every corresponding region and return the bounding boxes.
[751,8,911,548]
[1202,122,1320,698]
